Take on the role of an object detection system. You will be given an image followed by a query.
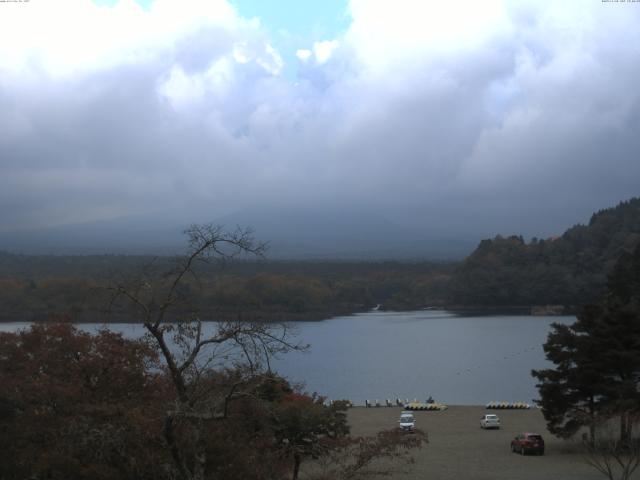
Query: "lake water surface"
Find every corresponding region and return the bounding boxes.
[275,310,572,405]
[0,310,572,405]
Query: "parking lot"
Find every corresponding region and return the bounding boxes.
[347,406,621,480]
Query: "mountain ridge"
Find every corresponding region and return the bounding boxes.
[447,197,640,308]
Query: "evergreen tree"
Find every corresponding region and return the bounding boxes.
[533,244,640,444]
[532,317,604,441]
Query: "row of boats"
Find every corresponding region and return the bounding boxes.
[404,402,448,411]
[363,398,448,410]
[364,398,533,411]
[485,401,532,409]
[364,397,440,408]
[347,399,532,410]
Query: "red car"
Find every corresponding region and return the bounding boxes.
[511,432,545,455]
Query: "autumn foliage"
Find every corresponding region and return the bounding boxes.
[0,323,166,479]
[0,324,423,480]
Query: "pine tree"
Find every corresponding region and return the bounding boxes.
[533,244,640,444]
[532,317,604,441]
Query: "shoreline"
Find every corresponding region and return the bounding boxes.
[0,304,576,325]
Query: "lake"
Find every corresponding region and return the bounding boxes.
[0,310,572,405]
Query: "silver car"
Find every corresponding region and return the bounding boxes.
[399,411,416,432]
[480,414,501,429]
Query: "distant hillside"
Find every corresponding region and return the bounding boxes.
[0,215,188,255]
[214,206,475,260]
[2,198,639,322]
[448,197,640,308]
[0,206,476,260]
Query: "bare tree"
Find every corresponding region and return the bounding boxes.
[583,413,640,480]
[307,429,427,480]
[110,224,302,480]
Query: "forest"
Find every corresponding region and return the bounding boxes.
[448,198,640,308]
[0,197,639,323]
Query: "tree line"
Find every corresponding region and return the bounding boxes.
[0,255,452,323]
[448,197,640,308]
[0,197,639,323]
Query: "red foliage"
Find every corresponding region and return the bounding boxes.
[0,323,167,479]
[0,325,424,480]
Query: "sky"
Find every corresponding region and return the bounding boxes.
[0,0,639,249]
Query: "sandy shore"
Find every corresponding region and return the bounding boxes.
[347,406,619,480]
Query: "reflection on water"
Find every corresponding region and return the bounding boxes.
[0,310,573,405]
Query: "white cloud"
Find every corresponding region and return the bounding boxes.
[345,0,510,73]
[257,44,284,75]
[296,49,313,62]
[313,40,340,64]
[0,0,243,78]
[157,58,235,110]
[233,43,251,64]
[0,0,639,238]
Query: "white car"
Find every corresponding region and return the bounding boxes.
[399,411,416,432]
[480,414,501,429]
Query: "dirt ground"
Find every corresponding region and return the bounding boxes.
[347,406,634,480]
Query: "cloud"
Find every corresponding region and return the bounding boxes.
[0,0,639,241]
[296,49,312,62]
[345,0,510,73]
[295,40,339,66]
[313,40,340,64]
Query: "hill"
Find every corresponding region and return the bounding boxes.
[0,206,476,260]
[214,206,475,260]
[447,197,640,309]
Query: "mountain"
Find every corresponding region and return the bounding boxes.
[448,197,640,308]
[214,206,475,260]
[0,206,476,259]
[0,215,188,255]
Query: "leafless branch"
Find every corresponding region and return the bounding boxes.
[104,223,307,480]
[583,414,640,480]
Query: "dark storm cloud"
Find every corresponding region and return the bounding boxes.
[0,0,639,241]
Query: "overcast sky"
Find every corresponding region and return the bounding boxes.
[1,0,639,240]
